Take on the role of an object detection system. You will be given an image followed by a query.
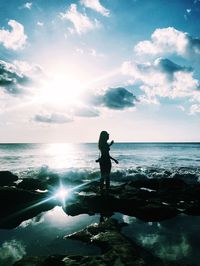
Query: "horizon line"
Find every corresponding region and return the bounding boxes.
[0,141,200,144]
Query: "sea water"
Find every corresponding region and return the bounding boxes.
[0,143,200,265]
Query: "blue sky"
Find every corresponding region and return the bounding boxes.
[0,0,200,142]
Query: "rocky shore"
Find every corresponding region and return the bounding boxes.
[0,170,199,265]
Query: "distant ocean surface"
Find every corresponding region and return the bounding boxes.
[0,142,200,180]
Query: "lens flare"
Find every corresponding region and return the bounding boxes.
[55,188,69,201]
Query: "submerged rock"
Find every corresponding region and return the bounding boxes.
[15,219,182,266]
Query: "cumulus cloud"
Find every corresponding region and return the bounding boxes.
[0,240,26,265]
[34,113,73,124]
[122,58,200,100]
[80,0,110,16]
[0,20,27,50]
[0,59,43,95]
[134,27,200,57]
[0,60,30,95]
[88,87,137,110]
[60,4,100,34]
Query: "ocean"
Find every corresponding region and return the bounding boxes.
[0,142,200,177]
[0,142,200,265]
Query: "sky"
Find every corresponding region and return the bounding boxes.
[0,0,200,143]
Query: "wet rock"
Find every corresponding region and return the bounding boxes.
[170,172,198,184]
[128,178,160,190]
[134,202,179,222]
[0,187,57,229]
[15,219,182,265]
[184,203,200,216]
[61,176,200,221]
[65,218,181,266]
[17,178,47,191]
[0,170,18,186]
[14,255,65,266]
[159,178,187,190]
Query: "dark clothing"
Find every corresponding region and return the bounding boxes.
[100,157,111,175]
[99,143,111,189]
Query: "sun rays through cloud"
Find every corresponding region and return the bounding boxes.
[0,0,200,142]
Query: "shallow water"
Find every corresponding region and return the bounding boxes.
[114,213,200,265]
[0,207,100,266]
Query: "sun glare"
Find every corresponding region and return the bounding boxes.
[37,74,84,106]
[55,187,69,201]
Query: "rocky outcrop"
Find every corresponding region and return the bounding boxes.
[0,187,57,229]
[2,172,200,229]
[14,219,182,266]
[0,170,18,186]
[17,178,47,191]
[63,177,200,221]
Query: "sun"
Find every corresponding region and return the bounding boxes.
[36,73,84,107]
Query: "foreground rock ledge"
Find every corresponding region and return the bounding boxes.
[1,176,200,229]
[63,177,200,221]
[14,218,182,266]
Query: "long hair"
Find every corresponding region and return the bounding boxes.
[98,131,109,150]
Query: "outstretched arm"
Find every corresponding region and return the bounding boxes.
[109,140,114,146]
[110,156,119,164]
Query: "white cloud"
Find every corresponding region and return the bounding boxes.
[23,2,32,10]
[0,20,27,50]
[0,59,43,96]
[73,106,100,117]
[0,240,26,265]
[190,104,200,114]
[122,58,200,102]
[134,27,192,57]
[60,4,100,34]
[34,112,73,124]
[37,21,44,27]
[80,0,110,16]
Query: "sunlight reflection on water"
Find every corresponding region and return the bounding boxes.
[44,143,79,169]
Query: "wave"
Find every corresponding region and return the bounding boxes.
[14,165,200,186]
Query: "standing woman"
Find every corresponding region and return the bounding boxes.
[97,131,118,192]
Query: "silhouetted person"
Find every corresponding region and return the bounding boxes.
[96,131,118,193]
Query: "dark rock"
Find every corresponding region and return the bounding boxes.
[65,218,181,266]
[134,202,179,221]
[184,203,200,216]
[14,255,65,266]
[18,178,47,191]
[0,170,18,186]
[128,178,159,190]
[127,177,187,191]
[15,219,182,265]
[171,172,198,184]
[159,178,187,190]
[0,187,57,229]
